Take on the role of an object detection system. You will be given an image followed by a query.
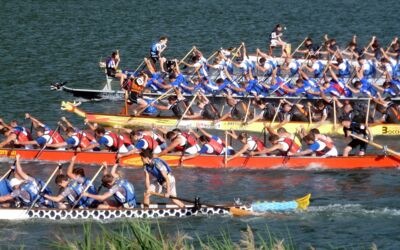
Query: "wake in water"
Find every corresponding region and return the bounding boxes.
[307,204,400,216]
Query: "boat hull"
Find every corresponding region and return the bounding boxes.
[1,149,399,169]
[83,113,400,136]
[0,194,309,220]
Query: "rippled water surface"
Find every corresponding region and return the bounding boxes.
[1,0,400,248]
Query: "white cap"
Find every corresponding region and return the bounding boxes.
[9,178,23,188]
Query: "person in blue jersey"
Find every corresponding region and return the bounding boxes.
[268,24,288,57]
[329,57,351,78]
[45,126,97,151]
[356,57,376,79]
[346,79,381,100]
[44,156,98,208]
[83,163,136,209]
[140,150,184,208]
[0,154,53,208]
[303,55,325,78]
[321,67,352,98]
[341,117,373,156]
[373,81,398,99]
[149,36,168,72]
[289,133,338,157]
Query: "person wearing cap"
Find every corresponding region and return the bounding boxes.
[0,154,53,207]
[341,117,373,156]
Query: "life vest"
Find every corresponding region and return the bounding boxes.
[65,178,97,207]
[145,158,171,184]
[130,79,145,94]
[18,179,41,206]
[247,136,264,152]
[12,127,32,142]
[314,61,324,78]
[141,135,159,151]
[314,138,334,156]
[338,61,351,77]
[113,179,136,207]
[206,138,224,155]
[150,42,159,57]
[103,131,124,151]
[174,132,197,151]
[171,100,188,117]
[70,132,92,149]
[43,130,65,144]
[278,137,300,155]
[202,103,219,119]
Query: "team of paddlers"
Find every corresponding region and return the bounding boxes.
[1,26,396,209]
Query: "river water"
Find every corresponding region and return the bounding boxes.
[1,0,400,248]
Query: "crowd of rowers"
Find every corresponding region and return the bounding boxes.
[0,113,374,209]
[0,111,373,162]
[0,152,184,209]
[103,30,400,120]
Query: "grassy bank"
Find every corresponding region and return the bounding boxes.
[51,221,295,250]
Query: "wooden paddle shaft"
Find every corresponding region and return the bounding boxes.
[178,46,195,66]
[137,88,174,115]
[0,169,13,182]
[176,93,199,127]
[290,37,307,57]
[270,102,282,126]
[349,134,400,157]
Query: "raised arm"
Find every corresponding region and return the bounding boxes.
[15,154,30,180]
[66,156,77,179]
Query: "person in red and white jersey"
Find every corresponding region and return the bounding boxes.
[156,129,200,157]
[225,131,265,162]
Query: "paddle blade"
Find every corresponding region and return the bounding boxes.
[295,193,311,210]
[229,207,254,217]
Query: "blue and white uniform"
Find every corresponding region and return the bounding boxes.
[145,158,177,196]
[61,177,97,208]
[109,179,136,208]
[338,60,351,78]
[312,61,324,78]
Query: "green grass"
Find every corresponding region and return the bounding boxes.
[51,221,295,250]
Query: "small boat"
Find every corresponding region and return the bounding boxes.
[61,101,400,136]
[1,148,399,169]
[0,194,311,220]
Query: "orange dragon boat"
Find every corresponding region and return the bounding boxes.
[1,148,399,169]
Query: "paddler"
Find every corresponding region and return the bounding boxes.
[152,87,193,118]
[0,124,33,149]
[123,72,151,114]
[296,37,320,57]
[149,36,168,73]
[156,129,200,157]
[182,91,220,120]
[43,156,98,208]
[0,154,53,207]
[215,93,249,122]
[83,126,131,153]
[45,126,97,151]
[288,132,338,157]
[15,113,65,149]
[187,127,234,156]
[341,117,373,156]
[123,129,162,154]
[140,150,184,208]
[249,126,302,156]
[83,163,137,209]
[225,131,265,162]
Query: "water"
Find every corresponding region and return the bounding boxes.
[1,0,400,248]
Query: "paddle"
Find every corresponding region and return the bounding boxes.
[349,134,400,157]
[224,131,228,167]
[269,101,282,127]
[290,37,307,57]
[175,92,199,128]
[0,168,13,182]
[243,99,252,124]
[365,98,371,126]
[136,88,174,116]
[333,98,337,129]
[150,192,252,216]
[72,163,106,209]
[34,124,61,160]
[178,46,195,67]
[26,163,62,213]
